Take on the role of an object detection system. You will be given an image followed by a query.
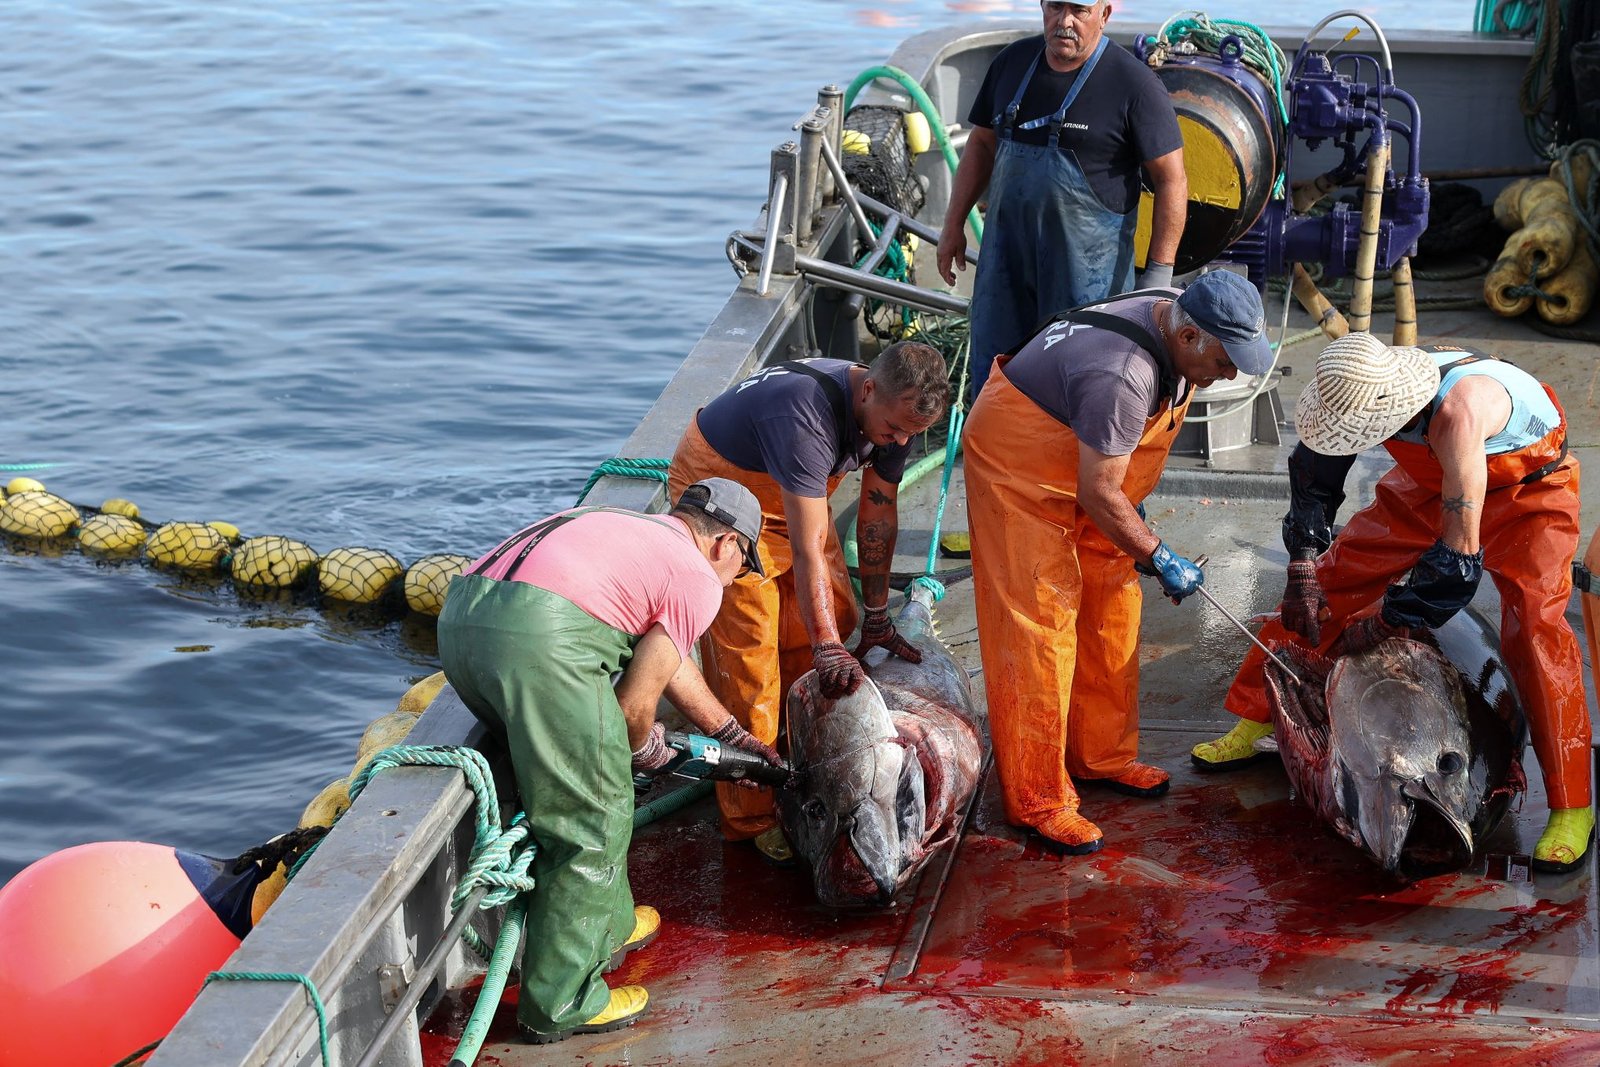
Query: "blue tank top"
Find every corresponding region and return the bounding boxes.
[1392,347,1558,455]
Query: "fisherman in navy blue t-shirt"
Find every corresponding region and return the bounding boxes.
[937,0,1187,397]
[666,341,949,863]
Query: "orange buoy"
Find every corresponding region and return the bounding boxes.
[0,841,263,1067]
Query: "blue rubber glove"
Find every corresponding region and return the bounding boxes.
[1135,542,1204,603]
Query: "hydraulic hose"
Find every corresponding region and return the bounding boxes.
[844,65,983,244]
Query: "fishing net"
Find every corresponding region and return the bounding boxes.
[0,491,81,538]
[146,521,231,571]
[231,535,319,589]
[404,553,473,616]
[78,513,147,556]
[840,105,924,218]
[319,546,404,605]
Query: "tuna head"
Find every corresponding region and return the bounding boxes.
[779,673,925,907]
[1266,634,1488,879]
[1325,642,1477,877]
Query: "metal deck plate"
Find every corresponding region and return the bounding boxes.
[885,733,1600,1028]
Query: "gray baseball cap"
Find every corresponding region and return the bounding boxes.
[1176,269,1274,376]
[679,477,765,576]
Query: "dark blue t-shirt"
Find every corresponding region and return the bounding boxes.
[968,35,1182,215]
[695,358,912,498]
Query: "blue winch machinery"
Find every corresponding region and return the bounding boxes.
[1138,13,1427,296]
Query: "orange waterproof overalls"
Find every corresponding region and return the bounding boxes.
[668,416,859,839]
[1223,384,1590,808]
[965,353,1192,832]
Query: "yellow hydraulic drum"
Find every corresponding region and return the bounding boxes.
[1136,53,1281,273]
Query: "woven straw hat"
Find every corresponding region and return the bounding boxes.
[1294,333,1440,455]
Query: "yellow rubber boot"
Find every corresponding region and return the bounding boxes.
[1190,718,1275,772]
[1532,806,1596,874]
[753,826,796,866]
[605,905,661,973]
[523,986,650,1044]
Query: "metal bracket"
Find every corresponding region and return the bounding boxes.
[376,960,415,1015]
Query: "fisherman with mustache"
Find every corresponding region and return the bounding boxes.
[936,0,1187,398]
[1193,333,1593,874]
[666,341,950,863]
[964,270,1273,854]
[437,479,773,1042]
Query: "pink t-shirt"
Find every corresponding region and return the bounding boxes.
[469,509,722,658]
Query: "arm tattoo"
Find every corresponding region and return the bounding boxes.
[867,487,892,507]
[1441,495,1476,516]
[859,519,893,568]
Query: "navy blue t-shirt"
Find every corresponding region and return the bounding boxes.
[968,35,1182,215]
[695,358,912,498]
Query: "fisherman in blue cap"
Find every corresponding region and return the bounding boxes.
[964,270,1273,855]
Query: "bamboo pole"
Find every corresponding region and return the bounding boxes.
[1348,135,1390,334]
[1390,256,1417,345]
[1291,263,1349,339]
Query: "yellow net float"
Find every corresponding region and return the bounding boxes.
[841,128,872,155]
[319,546,404,604]
[403,553,473,616]
[78,514,148,556]
[6,477,47,497]
[395,670,448,715]
[0,491,81,539]
[298,775,352,831]
[350,709,421,782]
[100,498,141,520]
[230,535,318,589]
[145,521,232,572]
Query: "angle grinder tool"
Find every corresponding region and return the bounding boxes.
[633,729,794,792]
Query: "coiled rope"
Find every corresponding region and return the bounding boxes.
[1149,15,1291,197]
[348,744,536,956]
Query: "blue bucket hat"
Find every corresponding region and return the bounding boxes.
[1176,270,1274,376]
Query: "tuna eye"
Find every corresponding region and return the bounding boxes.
[1438,751,1465,775]
[804,799,827,820]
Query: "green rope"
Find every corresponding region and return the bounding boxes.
[1152,16,1291,197]
[202,972,331,1065]
[914,323,973,599]
[575,457,670,505]
[0,462,55,472]
[350,744,537,957]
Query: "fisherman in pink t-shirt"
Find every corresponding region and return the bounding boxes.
[437,479,773,1044]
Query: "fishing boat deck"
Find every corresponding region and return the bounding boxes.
[422,302,1600,1064]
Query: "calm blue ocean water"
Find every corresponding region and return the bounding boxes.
[0,0,1464,881]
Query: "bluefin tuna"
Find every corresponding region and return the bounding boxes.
[1263,611,1527,879]
[779,584,986,907]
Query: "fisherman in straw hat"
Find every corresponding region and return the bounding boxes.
[1191,332,1592,874]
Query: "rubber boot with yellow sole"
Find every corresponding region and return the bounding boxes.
[522,985,649,1044]
[1191,718,1275,772]
[605,905,660,973]
[1532,807,1596,875]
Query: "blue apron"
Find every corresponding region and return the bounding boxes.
[968,36,1136,397]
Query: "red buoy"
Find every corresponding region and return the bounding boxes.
[0,841,249,1067]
